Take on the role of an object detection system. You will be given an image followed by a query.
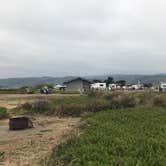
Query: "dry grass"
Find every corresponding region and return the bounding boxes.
[0,115,80,166]
[0,93,79,110]
[1,92,166,166]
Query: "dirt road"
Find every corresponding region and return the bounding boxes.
[0,116,80,166]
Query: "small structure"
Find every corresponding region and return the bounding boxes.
[108,83,117,90]
[64,77,91,93]
[40,86,49,94]
[54,84,66,91]
[129,81,144,90]
[159,82,166,92]
[9,116,33,130]
[91,82,107,90]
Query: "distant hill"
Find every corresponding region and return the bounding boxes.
[0,76,75,88]
[0,74,166,88]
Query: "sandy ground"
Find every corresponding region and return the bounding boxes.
[0,94,78,110]
[0,115,80,166]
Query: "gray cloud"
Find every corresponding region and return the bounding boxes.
[0,0,166,78]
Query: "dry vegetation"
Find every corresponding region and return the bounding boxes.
[0,115,80,166]
[0,93,79,110]
[0,93,80,166]
[1,91,166,165]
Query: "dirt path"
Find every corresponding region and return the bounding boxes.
[0,116,80,166]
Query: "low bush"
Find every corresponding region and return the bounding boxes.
[110,94,136,109]
[21,102,33,110]
[32,100,52,113]
[55,104,85,117]
[19,96,112,117]
[54,100,111,117]
[103,92,122,100]
[20,100,55,114]
[17,93,138,117]
[0,151,5,162]
[17,92,166,118]
[87,91,105,98]
[152,95,166,107]
[0,107,8,119]
[136,92,155,105]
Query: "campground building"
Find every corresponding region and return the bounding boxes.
[64,77,91,93]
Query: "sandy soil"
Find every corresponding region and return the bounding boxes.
[0,116,80,166]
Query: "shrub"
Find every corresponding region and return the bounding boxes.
[87,91,105,98]
[21,102,33,110]
[85,100,111,113]
[55,104,85,117]
[0,107,8,119]
[152,96,166,107]
[54,100,111,117]
[20,100,55,114]
[110,94,136,109]
[103,92,122,100]
[18,94,137,117]
[137,92,155,105]
[32,100,53,113]
[0,151,5,161]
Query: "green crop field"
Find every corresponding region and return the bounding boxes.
[48,107,166,166]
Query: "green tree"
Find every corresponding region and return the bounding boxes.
[116,80,126,87]
[104,77,114,86]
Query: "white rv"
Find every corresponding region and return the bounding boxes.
[91,83,107,90]
[108,84,117,90]
[159,83,166,92]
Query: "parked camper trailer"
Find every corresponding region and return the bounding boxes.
[54,84,66,91]
[108,84,117,90]
[91,83,107,90]
[159,83,166,92]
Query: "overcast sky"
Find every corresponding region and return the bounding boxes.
[0,0,166,78]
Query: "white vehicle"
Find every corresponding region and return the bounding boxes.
[131,84,140,90]
[122,86,128,90]
[54,84,66,91]
[159,83,166,92]
[109,84,117,90]
[91,83,107,90]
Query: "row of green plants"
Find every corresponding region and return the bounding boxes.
[46,107,166,166]
[0,88,27,94]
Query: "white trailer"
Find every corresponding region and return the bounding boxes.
[91,83,107,90]
[108,84,117,90]
[159,83,166,92]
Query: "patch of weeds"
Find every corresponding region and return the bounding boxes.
[0,151,5,161]
[110,94,136,109]
[152,95,166,107]
[0,107,8,119]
